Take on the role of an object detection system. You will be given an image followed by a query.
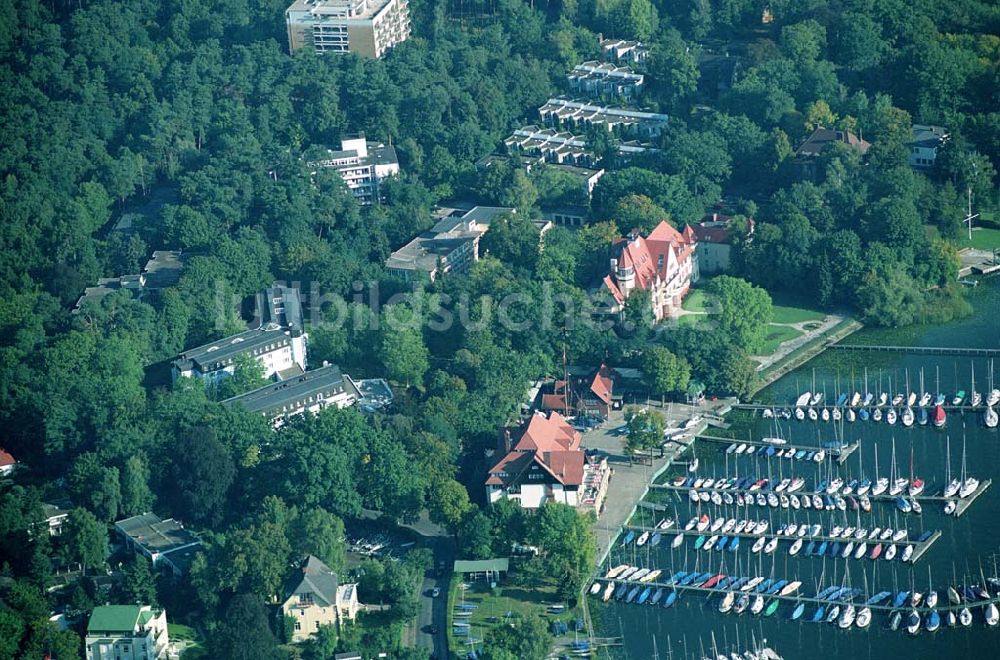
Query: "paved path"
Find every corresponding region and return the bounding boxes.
[751,313,845,372]
[581,399,735,566]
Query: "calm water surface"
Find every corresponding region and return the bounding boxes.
[594,279,1000,659]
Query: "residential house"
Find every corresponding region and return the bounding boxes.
[475,154,604,203]
[540,363,617,419]
[222,363,361,427]
[794,127,871,178]
[385,206,514,281]
[567,61,644,101]
[33,499,72,537]
[0,448,16,476]
[85,605,169,660]
[601,221,699,321]
[306,136,400,205]
[282,555,360,642]
[908,124,949,169]
[691,212,753,274]
[486,411,610,513]
[114,513,202,576]
[599,37,649,66]
[172,285,308,384]
[285,0,410,58]
[538,97,669,140]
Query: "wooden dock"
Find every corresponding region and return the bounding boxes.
[697,434,859,465]
[829,343,1000,357]
[589,575,1000,614]
[732,402,988,412]
[917,479,991,518]
[620,524,941,564]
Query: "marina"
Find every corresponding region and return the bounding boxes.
[619,524,943,564]
[829,344,1000,357]
[697,433,861,465]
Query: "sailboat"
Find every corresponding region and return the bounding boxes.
[919,369,931,407]
[958,436,979,498]
[902,371,915,426]
[933,404,946,428]
[971,362,982,407]
[935,366,946,406]
[988,359,1000,406]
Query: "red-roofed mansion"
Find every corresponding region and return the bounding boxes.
[487,411,610,512]
[601,221,698,321]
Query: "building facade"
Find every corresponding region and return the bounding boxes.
[567,61,644,100]
[908,124,948,169]
[691,212,753,274]
[385,206,514,281]
[538,97,668,139]
[172,286,308,384]
[599,37,649,65]
[222,363,360,427]
[601,221,698,321]
[115,513,203,576]
[85,605,169,660]
[307,136,400,205]
[486,411,610,513]
[282,556,360,642]
[286,0,410,58]
[793,127,871,178]
[504,125,652,168]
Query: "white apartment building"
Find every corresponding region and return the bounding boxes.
[222,363,361,427]
[307,136,400,205]
[538,97,669,139]
[85,605,169,660]
[567,61,644,100]
[286,0,410,58]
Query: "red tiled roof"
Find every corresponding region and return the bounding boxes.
[612,221,694,293]
[537,450,585,486]
[541,393,569,410]
[589,364,614,405]
[513,411,580,453]
[0,449,14,467]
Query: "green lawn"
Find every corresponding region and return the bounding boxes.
[771,304,825,325]
[168,623,206,658]
[681,288,712,312]
[958,227,1000,251]
[448,577,571,655]
[759,324,804,354]
[677,313,706,327]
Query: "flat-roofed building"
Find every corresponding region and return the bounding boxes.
[385,206,515,282]
[286,0,410,58]
[908,124,948,169]
[114,513,202,576]
[85,605,169,660]
[600,37,649,65]
[539,97,668,139]
[222,363,361,427]
[504,125,653,168]
[567,61,644,100]
[172,285,308,384]
[306,136,400,205]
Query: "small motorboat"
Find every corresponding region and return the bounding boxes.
[952,390,966,406]
[791,601,805,620]
[764,599,780,617]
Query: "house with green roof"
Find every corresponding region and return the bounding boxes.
[85,604,169,660]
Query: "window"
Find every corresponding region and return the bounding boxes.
[315,621,321,630]
[294,620,302,630]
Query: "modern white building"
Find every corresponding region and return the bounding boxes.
[600,37,649,65]
[286,0,410,58]
[504,125,652,168]
[172,285,307,384]
[307,136,400,205]
[85,605,169,660]
[908,124,949,169]
[222,363,362,427]
[567,61,644,100]
[538,97,669,139]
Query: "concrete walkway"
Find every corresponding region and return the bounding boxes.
[751,313,845,372]
[581,399,735,567]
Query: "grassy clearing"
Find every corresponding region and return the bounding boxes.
[677,313,706,327]
[771,304,825,324]
[168,623,205,658]
[681,289,712,312]
[759,324,804,354]
[448,577,574,656]
[754,319,863,393]
[958,227,1000,251]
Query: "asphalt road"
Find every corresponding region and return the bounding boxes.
[414,536,454,658]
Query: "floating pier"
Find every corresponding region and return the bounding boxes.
[829,344,1000,357]
[919,479,992,518]
[591,575,1000,614]
[620,524,941,564]
[697,434,860,465]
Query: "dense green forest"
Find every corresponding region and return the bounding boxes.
[0,0,998,656]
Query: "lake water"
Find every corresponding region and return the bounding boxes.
[593,279,1000,659]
